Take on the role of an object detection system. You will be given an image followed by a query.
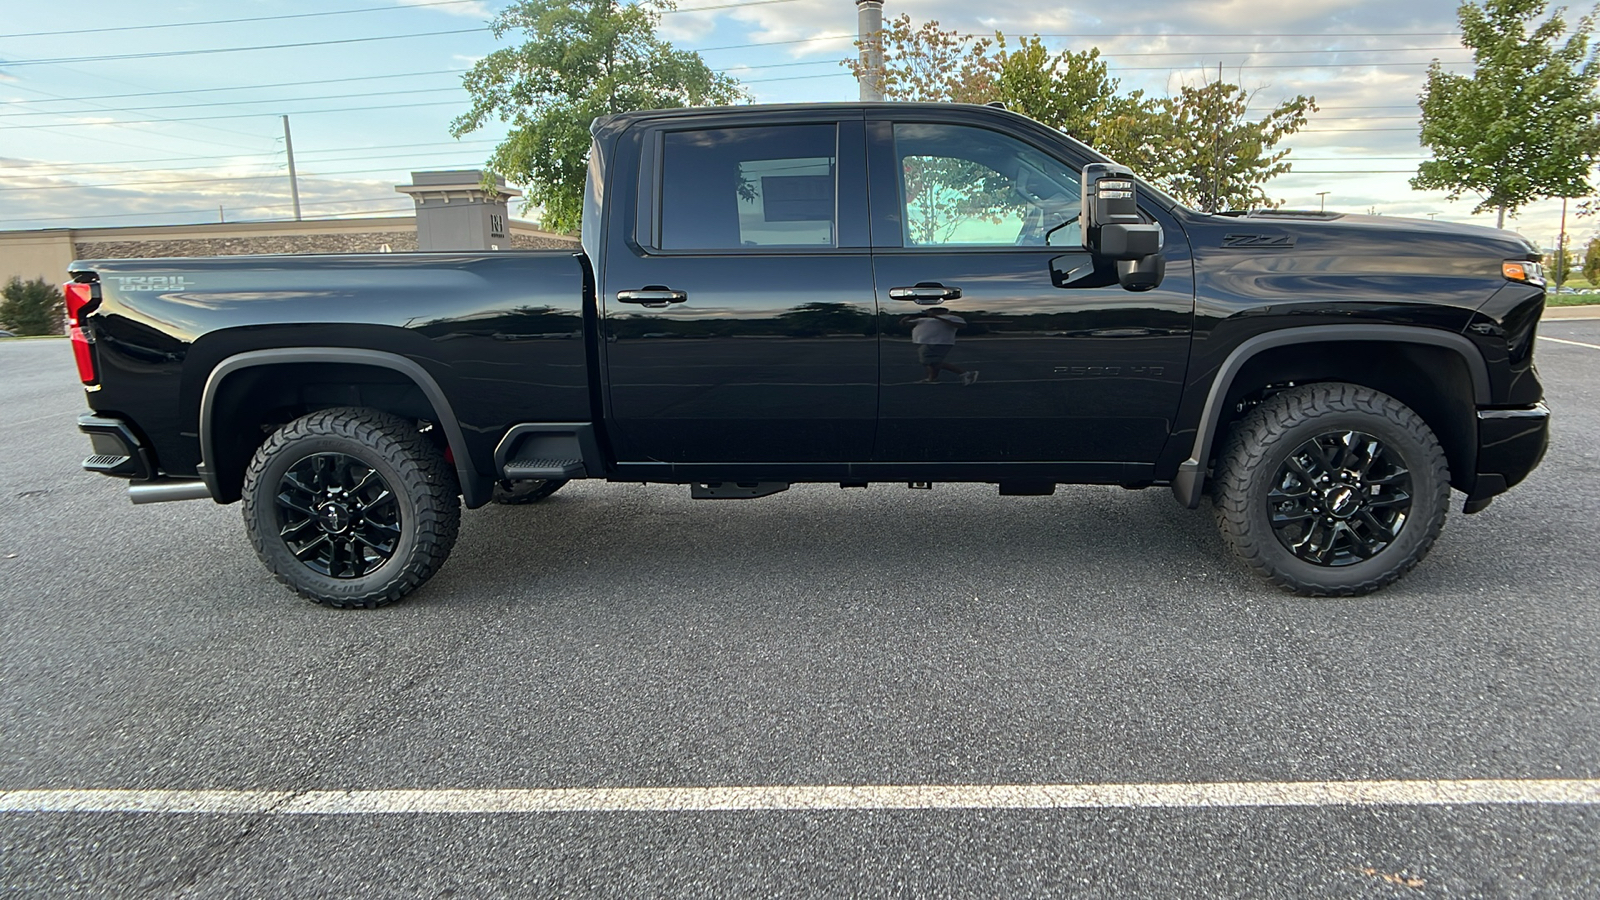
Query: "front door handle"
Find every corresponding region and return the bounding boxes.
[889,282,962,303]
[617,287,688,308]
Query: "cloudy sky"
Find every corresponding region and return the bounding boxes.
[0,0,1588,248]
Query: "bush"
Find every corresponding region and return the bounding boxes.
[0,277,65,336]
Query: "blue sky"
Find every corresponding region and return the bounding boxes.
[0,0,1587,249]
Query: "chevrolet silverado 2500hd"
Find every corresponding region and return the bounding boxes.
[66,103,1550,606]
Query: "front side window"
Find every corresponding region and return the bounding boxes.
[894,123,1081,248]
[660,124,838,250]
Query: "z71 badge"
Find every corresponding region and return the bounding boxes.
[1222,233,1295,249]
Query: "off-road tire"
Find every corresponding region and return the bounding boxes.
[242,407,460,608]
[1212,382,1450,596]
[491,478,568,505]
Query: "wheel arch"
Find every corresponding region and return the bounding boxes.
[198,348,489,508]
[1172,325,1490,508]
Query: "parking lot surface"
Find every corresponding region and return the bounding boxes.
[3,325,1598,897]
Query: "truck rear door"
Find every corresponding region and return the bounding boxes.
[599,112,876,464]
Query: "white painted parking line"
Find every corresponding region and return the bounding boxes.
[1539,335,1600,350]
[3,780,1598,815]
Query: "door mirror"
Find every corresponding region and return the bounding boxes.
[1081,162,1165,291]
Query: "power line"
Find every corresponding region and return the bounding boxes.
[0,1,484,39]
[0,27,488,67]
[1,161,488,193]
[0,87,467,118]
[0,70,468,104]
[2,99,467,129]
[0,140,502,173]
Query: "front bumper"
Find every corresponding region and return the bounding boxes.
[1464,401,1549,512]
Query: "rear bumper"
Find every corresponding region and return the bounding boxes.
[1465,402,1549,509]
[78,413,153,480]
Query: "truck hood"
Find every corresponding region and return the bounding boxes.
[1198,210,1541,261]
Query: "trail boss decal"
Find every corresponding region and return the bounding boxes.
[106,276,193,292]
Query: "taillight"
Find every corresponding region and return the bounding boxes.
[64,282,97,385]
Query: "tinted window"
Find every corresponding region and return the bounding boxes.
[660,124,837,250]
[893,123,1081,248]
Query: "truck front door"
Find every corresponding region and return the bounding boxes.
[601,114,878,465]
[865,113,1194,466]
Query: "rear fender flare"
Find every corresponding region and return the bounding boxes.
[198,348,487,508]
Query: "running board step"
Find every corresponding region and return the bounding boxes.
[691,482,790,500]
[502,457,585,480]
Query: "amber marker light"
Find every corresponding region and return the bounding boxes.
[1503,260,1545,285]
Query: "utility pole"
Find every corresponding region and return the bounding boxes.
[855,0,884,102]
[1556,195,1569,289]
[282,114,302,222]
[1316,191,1330,212]
[1211,62,1223,213]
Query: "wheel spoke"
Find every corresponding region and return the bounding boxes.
[292,533,330,560]
[274,452,401,581]
[1270,429,1414,568]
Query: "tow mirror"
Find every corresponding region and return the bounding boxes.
[1081,163,1165,292]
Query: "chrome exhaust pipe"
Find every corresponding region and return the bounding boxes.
[128,479,213,504]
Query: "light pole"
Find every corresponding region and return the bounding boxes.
[1316,191,1330,212]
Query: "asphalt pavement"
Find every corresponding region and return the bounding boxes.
[2,325,1598,897]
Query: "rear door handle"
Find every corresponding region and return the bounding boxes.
[889,283,962,303]
[617,287,688,308]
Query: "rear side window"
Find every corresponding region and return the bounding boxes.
[659,124,837,250]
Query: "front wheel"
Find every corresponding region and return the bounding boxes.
[1211,383,1451,596]
[242,407,460,608]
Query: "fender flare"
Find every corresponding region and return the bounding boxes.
[1171,325,1491,508]
[198,347,488,508]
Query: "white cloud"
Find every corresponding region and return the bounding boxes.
[396,0,495,19]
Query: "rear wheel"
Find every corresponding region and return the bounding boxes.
[242,407,460,608]
[1211,383,1450,596]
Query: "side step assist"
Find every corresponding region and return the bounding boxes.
[502,457,585,480]
[494,423,600,482]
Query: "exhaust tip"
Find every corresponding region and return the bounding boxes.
[128,480,213,505]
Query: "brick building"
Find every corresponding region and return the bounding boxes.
[0,170,580,291]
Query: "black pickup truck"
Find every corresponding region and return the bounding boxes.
[65,102,1549,607]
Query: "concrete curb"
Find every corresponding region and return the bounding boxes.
[1545,304,1600,320]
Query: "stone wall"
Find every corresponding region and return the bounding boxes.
[74,230,580,259]
[74,232,420,260]
[510,233,581,250]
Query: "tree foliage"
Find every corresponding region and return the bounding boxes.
[451,0,745,233]
[1584,234,1600,284]
[1412,0,1600,227]
[843,14,998,103]
[1105,81,1316,212]
[0,277,64,336]
[1546,242,1575,285]
[846,18,1315,212]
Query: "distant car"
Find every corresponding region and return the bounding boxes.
[0,330,14,338]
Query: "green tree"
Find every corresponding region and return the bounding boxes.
[1584,235,1600,284]
[844,14,999,102]
[847,20,1314,212]
[451,0,745,233]
[1546,242,1575,285]
[1106,80,1316,212]
[0,277,63,336]
[1412,0,1600,228]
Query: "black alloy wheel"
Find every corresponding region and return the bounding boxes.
[275,453,402,578]
[1267,430,1413,567]
[243,407,460,608]
[1211,382,1450,596]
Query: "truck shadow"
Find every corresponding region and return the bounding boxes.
[416,482,1240,612]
